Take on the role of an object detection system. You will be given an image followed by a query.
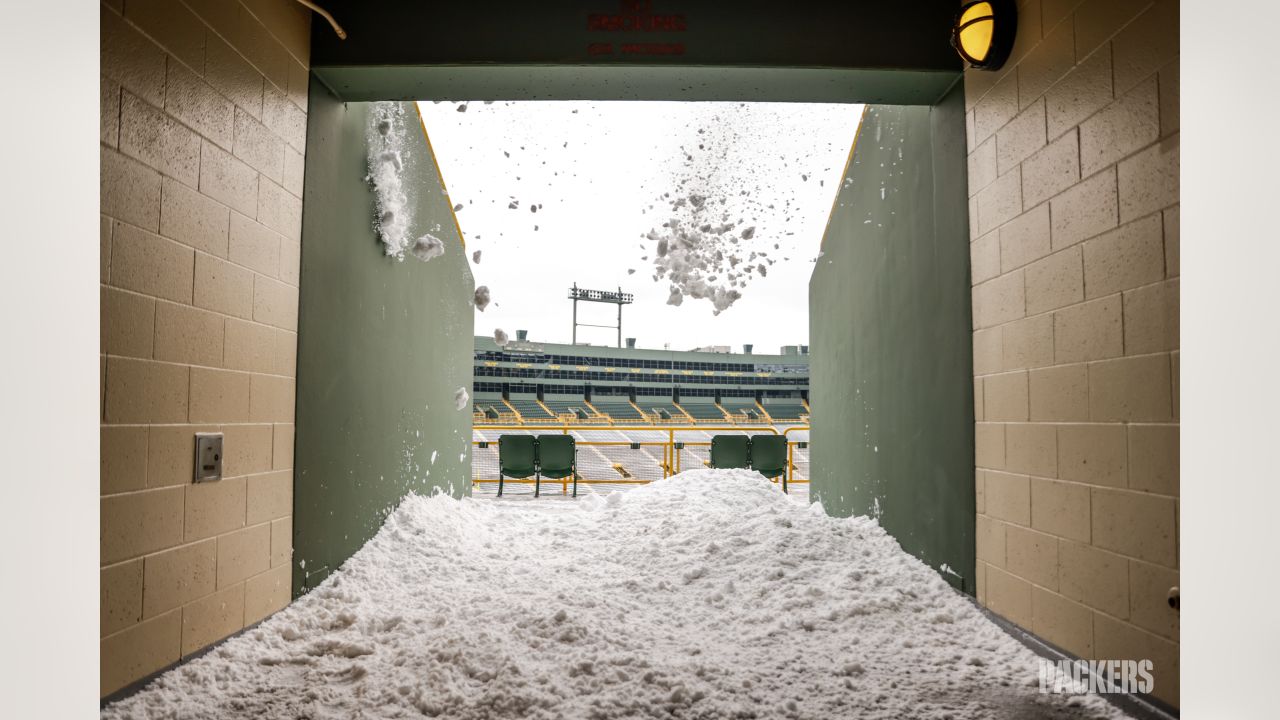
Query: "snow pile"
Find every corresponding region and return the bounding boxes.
[102,470,1130,720]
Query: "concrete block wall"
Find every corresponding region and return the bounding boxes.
[100,0,309,697]
[967,0,1178,706]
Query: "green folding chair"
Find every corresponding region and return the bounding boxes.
[709,435,751,469]
[536,434,577,497]
[750,435,789,492]
[497,435,537,497]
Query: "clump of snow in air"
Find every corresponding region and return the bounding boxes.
[473,285,491,311]
[453,386,469,411]
[366,103,415,259]
[410,233,445,263]
[493,328,509,347]
[471,249,482,264]
[417,101,860,347]
[639,105,832,315]
[101,470,1131,720]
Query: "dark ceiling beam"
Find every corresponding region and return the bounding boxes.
[308,1,962,104]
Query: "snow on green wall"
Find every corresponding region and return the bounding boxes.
[293,88,474,596]
[809,85,975,592]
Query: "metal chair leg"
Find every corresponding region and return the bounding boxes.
[535,471,541,498]
[498,473,504,497]
[572,466,578,498]
[782,472,788,494]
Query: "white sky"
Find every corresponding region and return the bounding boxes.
[418,101,863,354]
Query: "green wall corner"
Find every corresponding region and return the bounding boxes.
[292,86,474,596]
[808,84,975,592]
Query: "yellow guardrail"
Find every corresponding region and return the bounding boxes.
[475,412,777,427]
[470,425,810,495]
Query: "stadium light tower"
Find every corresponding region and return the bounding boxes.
[568,283,633,348]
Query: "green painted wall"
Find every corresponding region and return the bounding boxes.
[809,83,975,592]
[293,86,474,595]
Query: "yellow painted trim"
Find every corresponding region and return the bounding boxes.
[413,103,466,249]
[500,397,522,421]
[535,397,556,418]
[628,399,647,419]
[755,400,774,423]
[672,401,697,423]
[713,402,733,421]
[821,105,868,252]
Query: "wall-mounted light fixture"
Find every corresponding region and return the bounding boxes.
[951,0,1017,71]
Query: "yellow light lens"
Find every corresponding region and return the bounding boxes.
[958,2,995,63]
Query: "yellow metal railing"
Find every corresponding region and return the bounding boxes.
[470,425,810,495]
[475,408,776,427]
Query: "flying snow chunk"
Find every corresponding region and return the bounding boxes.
[667,288,684,306]
[379,151,402,172]
[454,387,469,411]
[474,286,491,311]
[472,250,482,264]
[740,226,756,240]
[453,203,464,212]
[376,119,392,136]
[410,234,445,263]
[494,328,509,347]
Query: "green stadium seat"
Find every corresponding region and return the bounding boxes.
[542,396,590,419]
[762,403,807,421]
[497,435,537,497]
[508,396,554,419]
[680,401,726,420]
[536,435,577,497]
[749,435,787,479]
[710,435,750,469]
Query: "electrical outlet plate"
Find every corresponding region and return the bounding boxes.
[194,432,223,483]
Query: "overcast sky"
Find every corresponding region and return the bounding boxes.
[419,100,863,354]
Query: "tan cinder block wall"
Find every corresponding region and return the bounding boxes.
[100,0,309,697]
[967,0,1179,706]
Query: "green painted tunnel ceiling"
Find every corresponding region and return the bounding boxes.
[309,0,964,105]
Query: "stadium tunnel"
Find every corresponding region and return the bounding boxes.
[100,0,1180,710]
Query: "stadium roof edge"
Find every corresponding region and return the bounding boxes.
[473,336,809,364]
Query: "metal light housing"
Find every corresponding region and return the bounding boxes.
[951,0,1018,71]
